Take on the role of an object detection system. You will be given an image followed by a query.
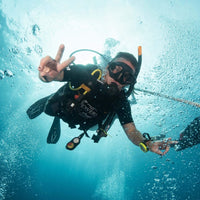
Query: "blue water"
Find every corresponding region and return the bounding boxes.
[0,0,200,199]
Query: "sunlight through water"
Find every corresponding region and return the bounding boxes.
[0,0,200,199]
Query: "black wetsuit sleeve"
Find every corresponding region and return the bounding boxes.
[114,93,133,125]
[62,64,97,82]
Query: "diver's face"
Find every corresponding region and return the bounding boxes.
[105,72,125,91]
[105,58,135,91]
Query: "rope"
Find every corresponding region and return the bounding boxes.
[135,88,200,108]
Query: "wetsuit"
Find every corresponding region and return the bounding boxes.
[175,116,200,151]
[43,64,133,131]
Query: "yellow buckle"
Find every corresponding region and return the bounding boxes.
[80,84,91,95]
[68,68,102,95]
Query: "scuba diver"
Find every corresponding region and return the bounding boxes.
[27,44,178,155]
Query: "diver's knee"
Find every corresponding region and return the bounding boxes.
[44,102,59,116]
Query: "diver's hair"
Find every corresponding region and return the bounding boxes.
[111,52,140,84]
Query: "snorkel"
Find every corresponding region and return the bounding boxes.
[124,46,142,97]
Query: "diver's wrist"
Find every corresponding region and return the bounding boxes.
[146,140,153,149]
[139,133,152,152]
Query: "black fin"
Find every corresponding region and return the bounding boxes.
[47,117,61,144]
[27,96,50,119]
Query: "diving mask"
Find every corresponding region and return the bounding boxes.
[108,62,135,85]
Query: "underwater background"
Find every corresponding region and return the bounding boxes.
[0,0,200,199]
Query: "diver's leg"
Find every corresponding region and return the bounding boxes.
[44,100,60,116]
[174,117,200,151]
[44,84,68,117]
[26,95,52,119]
[27,85,69,144]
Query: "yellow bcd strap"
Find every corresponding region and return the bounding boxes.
[69,68,102,95]
[91,69,102,80]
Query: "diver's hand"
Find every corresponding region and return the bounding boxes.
[38,44,75,82]
[147,138,178,156]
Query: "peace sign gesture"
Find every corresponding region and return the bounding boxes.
[38,44,75,82]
